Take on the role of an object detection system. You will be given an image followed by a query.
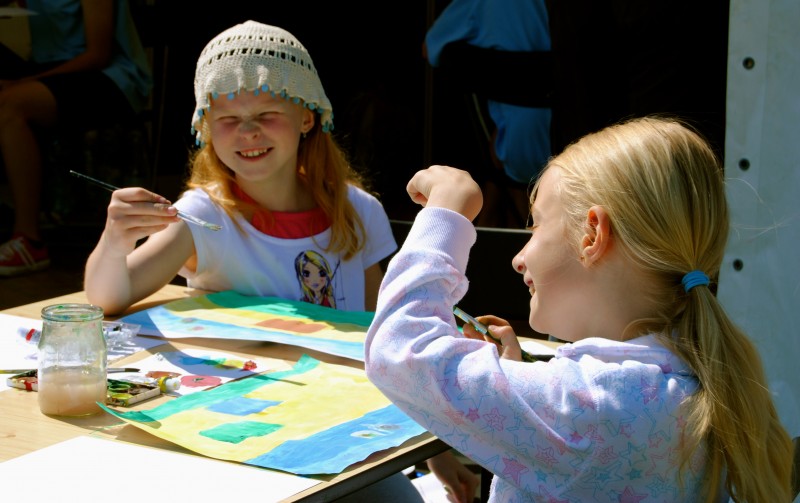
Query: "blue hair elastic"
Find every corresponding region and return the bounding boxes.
[682,270,710,292]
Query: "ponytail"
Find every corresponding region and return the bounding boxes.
[671,284,793,502]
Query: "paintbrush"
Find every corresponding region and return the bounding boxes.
[69,170,222,231]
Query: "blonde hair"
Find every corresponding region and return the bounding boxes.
[536,116,793,502]
[185,119,367,260]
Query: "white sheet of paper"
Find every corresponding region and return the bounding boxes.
[520,339,559,356]
[0,435,321,501]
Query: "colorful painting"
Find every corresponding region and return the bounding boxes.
[101,354,426,475]
[120,291,374,361]
[110,348,290,396]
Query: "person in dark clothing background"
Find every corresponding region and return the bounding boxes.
[545,0,729,160]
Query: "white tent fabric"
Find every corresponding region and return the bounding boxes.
[719,0,800,444]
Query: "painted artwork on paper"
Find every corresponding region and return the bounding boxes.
[110,348,290,395]
[120,291,374,361]
[101,355,426,475]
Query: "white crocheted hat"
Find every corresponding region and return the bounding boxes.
[191,21,333,145]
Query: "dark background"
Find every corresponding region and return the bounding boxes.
[0,0,731,226]
[0,0,731,310]
[148,0,729,225]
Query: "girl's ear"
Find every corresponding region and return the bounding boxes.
[301,109,315,135]
[580,205,612,266]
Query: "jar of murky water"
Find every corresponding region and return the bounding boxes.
[38,304,107,416]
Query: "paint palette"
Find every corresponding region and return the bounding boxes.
[7,370,163,407]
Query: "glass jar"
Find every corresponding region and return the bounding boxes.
[37,304,107,416]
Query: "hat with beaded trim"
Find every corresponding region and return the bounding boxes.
[191,20,333,146]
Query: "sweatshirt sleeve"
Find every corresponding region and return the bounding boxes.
[365,207,563,480]
[364,207,609,495]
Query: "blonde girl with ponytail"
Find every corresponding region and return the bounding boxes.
[366,116,794,502]
[552,116,793,501]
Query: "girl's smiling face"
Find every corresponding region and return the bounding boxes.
[207,91,314,183]
[512,168,586,340]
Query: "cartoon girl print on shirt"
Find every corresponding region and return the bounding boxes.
[295,250,337,308]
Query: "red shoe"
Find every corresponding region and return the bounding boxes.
[0,235,51,277]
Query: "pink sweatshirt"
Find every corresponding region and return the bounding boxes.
[365,207,726,503]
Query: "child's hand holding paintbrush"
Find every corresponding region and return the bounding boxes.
[71,171,221,232]
[70,171,218,261]
[93,185,184,257]
[454,306,547,363]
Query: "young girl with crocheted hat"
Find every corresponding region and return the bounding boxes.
[84,20,389,314]
[365,116,794,502]
[83,20,477,501]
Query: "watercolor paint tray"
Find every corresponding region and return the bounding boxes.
[6,370,162,407]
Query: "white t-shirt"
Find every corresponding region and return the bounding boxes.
[174,185,397,312]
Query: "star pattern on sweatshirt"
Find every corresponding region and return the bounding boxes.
[639,376,660,405]
[483,407,507,432]
[618,485,649,503]
[501,456,529,485]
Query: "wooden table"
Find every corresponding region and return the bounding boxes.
[0,285,448,502]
